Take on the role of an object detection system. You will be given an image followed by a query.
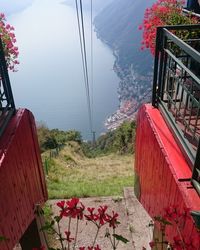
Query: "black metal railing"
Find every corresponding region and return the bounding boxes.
[0,38,15,137]
[152,24,200,195]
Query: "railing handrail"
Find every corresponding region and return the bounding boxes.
[152,24,200,195]
[182,8,200,19]
[163,28,200,63]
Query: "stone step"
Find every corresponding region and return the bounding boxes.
[123,187,153,250]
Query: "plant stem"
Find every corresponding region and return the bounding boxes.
[36,206,50,250]
[67,217,72,250]
[113,228,116,250]
[176,224,186,250]
[73,218,79,250]
[57,221,65,250]
[92,226,100,248]
[161,226,164,250]
[107,228,114,249]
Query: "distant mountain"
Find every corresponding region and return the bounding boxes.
[94,0,155,74]
[94,0,157,120]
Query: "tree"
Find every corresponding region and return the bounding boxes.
[66,130,82,144]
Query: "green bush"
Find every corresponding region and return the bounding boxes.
[82,121,136,157]
[36,122,82,152]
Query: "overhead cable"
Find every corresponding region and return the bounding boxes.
[75,0,93,134]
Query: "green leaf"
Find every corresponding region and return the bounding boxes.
[54,216,61,223]
[40,221,54,231]
[113,234,129,244]
[0,236,8,242]
[154,216,172,226]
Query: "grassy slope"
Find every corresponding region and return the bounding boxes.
[44,142,134,199]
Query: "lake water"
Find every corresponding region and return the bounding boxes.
[8,0,119,139]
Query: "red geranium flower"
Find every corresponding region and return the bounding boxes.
[106,211,119,229]
[149,241,155,248]
[97,205,108,226]
[64,231,74,243]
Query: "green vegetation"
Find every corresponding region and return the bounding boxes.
[37,122,82,152]
[38,121,135,199]
[82,121,136,157]
[45,145,134,199]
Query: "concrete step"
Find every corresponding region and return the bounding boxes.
[123,187,153,250]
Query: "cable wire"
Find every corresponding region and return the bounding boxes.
[75,0,93,134]
[75,0,87,94]
[90,0,94,129]
[79,0,93,132]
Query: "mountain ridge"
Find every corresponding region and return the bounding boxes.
[94,0,156,128]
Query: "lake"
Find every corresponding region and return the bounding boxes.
[8,0,119,139]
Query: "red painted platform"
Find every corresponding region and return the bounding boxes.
[0,109,47,250]
[135,104,200,248]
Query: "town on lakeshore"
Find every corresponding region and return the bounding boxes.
[104,63,152,131]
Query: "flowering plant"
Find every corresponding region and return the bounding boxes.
[0,13,19,71]
[36,198,129,250]
[147,205,200,250]
[139,0,199,55]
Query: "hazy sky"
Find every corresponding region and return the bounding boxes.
[1,0,113,16]
[1,0,34,15]
[7,0,118,138]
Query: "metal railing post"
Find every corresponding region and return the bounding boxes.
[0,38,15,110]
[152,27,162,107]
[192,140,200,195]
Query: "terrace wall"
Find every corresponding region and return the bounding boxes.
[135,104,200,247]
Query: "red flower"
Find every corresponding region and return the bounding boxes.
[106,211,119,229]
[64,231,74,243]
[57,200,67,218]
[97,205,108,226]
[67,197,79,208]
[79,247,85,250]
[57,200,65,209]
[87,246,101,250]
[85,207,98,222]
[57,198,85,219]
[76,201,85,220]
[164,205,181,223]
[65,197,80,218]
[139,0,197,55]
[149,241,155,248]
[172,235,185,250]
[0,12,19,71]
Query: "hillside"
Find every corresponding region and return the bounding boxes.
[94,0,156,117]
[43,142,134,199]
[94,0,155,73]
[38,121,135,199]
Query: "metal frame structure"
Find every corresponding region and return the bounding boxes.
[152,24,200,195]
[0,38,15,137]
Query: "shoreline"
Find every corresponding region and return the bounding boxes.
[95,30,152,131]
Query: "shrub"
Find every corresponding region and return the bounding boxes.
[0,13,19,71]
[139,0,199,55]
